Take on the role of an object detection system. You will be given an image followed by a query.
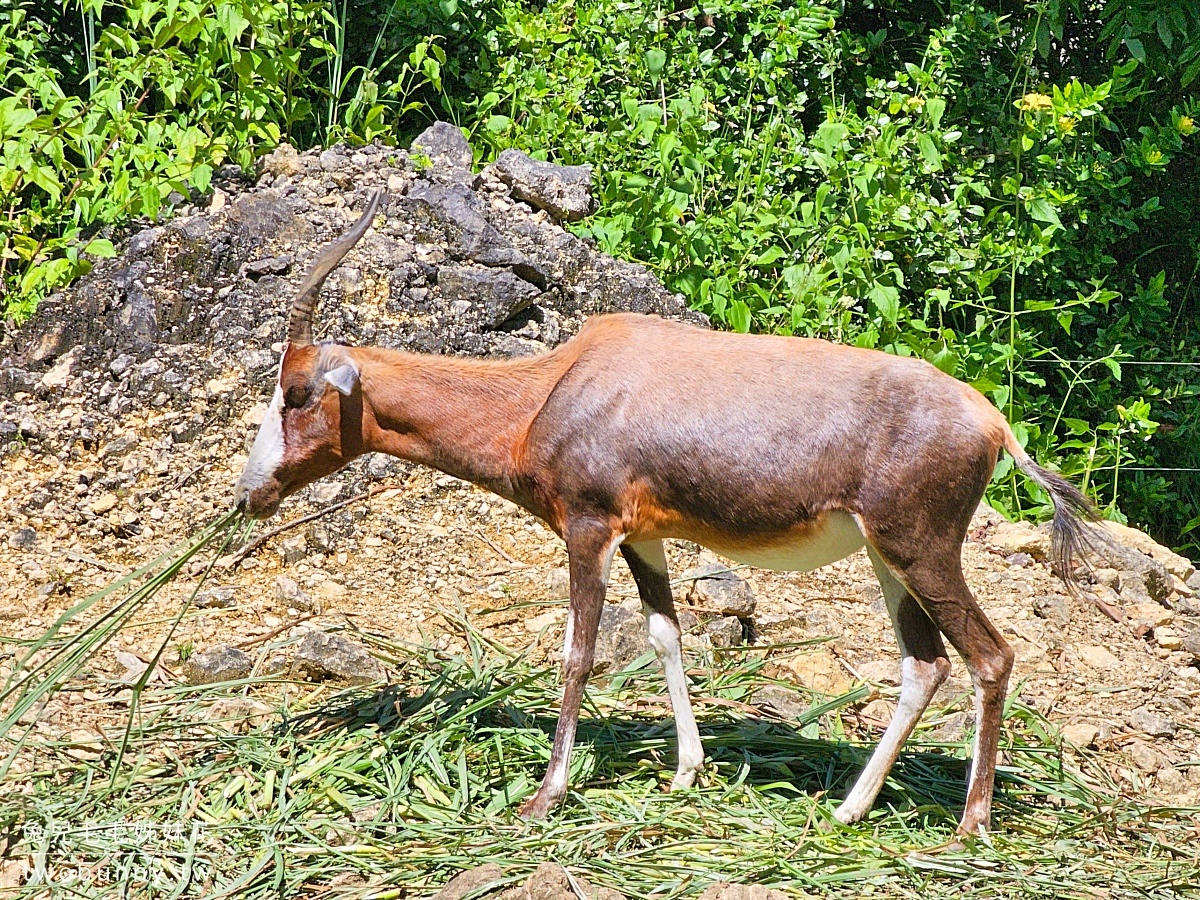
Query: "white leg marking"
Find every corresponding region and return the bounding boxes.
[628,540,704,790]
[836,546,948,825]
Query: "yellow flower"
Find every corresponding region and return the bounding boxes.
[1178,115,1196,136]
[1018,92,1053,113]
[1057,116,1078,134]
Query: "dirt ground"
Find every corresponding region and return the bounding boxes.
[3,413,1199,804]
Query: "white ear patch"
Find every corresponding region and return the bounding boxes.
[324,363,359,395]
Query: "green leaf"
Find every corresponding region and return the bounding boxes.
[751,247,786,266]
[644,48,666,78]
[486,114,511,133]
[1027,197,1062,228]
[728,299,751,333]
[215,4,250,45]
[917,133,941,170]
[83,238,116,258]
[924,97,946,130]
[867,284,900,326]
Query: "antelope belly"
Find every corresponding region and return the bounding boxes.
[714,511,865,572]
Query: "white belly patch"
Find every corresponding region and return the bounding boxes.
[715,511,865,572]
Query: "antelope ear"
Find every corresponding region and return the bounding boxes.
[324,363,359,395]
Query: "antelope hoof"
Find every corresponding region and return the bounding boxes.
[833,802,866,826]
[670,767,699,791]
[518,789,558,820]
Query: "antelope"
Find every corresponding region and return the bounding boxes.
[234,191,1096,837]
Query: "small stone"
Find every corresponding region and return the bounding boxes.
[1031,594,1070,629]
[1078,644,1119,671]
[1154,626,1182,651]
[1117,571,1153,605]
[257,143,305,178]
[1102,544,1173,604]
[109,354,135,377]
[292,631,385,684]
[683,563,756,617]
[309,482,343,504]
[90,493,119,515]
[1127,707,1176,738]
[785,649,853,696]
[705,615,744,648]
[411,122,474,171]
[1129,602,1172,630]
[275,576,319,612]
[697,884,790,900]
[545,567,570,599]
[434,864,505,900]
[592,604,652,675]
[1188,571,1200,592]
[194,585,238,609]
[751,685,809,720]
[1061,721,1099,748]
[99,432,139,460]
[39,345,82,391]
[1129,741,1165,773]
[8,527,36,550]
[1005,552,1034,567]
[520,862,623,900]
[1181,629,1200,657]
[279,535,307,565]
[183,646,253,685]
[970,502,1007,529]
[990,521,1051,561]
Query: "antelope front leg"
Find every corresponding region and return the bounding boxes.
[519,523,623,819]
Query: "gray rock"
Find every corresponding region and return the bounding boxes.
[183,646,253,685]
[705,615,744,648]
[434,864,505,900]
[751,685,808,720]
[194,585,238,609]
[280,534,307,565]
[412,122,474,172]
[487,149,595,223]
[8,527,36,550]
[1127,707,1176,738]
[1181,629,1200,658]
[437,265,540,328]
[109,354,135,376]
[1188,571,1200,592]
[592,604,652,674]
[242,254,292,278]
[1117,571,1153,605]
[276,575,319,612]
[683,563,756,617]
[99,433,139,460]
[1103,544,1172,604]
[292,631,385,684]
[1005,552,1034,567]
[1032,594,1071,629]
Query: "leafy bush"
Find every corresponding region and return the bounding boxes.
[1,0,1197,554]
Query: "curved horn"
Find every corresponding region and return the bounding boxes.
[287,190,384,346]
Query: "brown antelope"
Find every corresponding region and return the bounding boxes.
[234,191,1096,836]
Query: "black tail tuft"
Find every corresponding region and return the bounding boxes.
[1014,458,1101,588]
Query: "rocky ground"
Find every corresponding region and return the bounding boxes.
[2,124,1199,814]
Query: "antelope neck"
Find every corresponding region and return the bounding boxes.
[347,344,573,504]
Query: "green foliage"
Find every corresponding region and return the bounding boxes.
[441,0,1199,554]
[1,0,1197,554]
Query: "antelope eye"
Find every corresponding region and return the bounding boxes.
[283,383,312,409]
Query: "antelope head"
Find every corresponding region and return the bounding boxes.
[233,192,383,518]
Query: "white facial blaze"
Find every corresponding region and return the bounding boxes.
[235,385,286,499]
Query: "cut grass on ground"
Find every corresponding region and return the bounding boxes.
[3,614,1199,899]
